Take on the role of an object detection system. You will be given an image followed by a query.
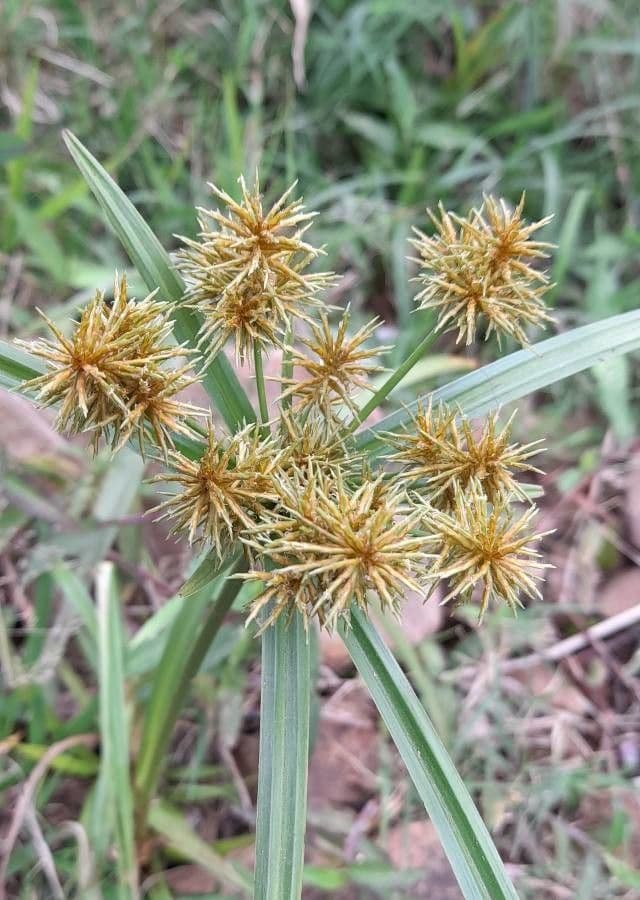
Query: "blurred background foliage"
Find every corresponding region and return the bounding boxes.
[2,1,640,897]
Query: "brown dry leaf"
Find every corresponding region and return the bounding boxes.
[599,567,640,618]
[386,820,462,899]
[0,391,81,476]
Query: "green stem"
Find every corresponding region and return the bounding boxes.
[280,327,294,412]
[255,610,311,900]
[345,326,437,435]
[254,343,270,428]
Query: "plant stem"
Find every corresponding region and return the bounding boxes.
[254,343,270,428]
[280,327,294,412]
[345,326,438,435]
[255,609,310,900]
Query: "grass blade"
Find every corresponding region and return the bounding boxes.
[255,610,311,900]
[0,339,44,389]
[148,801,252,894]
[340,610,517,900]
[96,562,138,899]
[357,309,640,454]
[62,130,256,432]
[51,564,98,670]
[134,554,247,826]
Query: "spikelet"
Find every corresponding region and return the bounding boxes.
[388,403,542,507]
[153,421,281,562]
[274,410,351,474]
[112,363,205,458]
[280,309,389,418]
[17,274,201,452]
[411,195,554,346]
[428,481,551,622]
[243,569,320,634]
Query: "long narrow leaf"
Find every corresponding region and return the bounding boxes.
[357,309,640,453]
[0,339,44,389]
[148,801,252,894]
[134,554,247,825]
[340,610,517,900]
[96,562,138,899]
[62,130,256,431]
[255,610,311,900]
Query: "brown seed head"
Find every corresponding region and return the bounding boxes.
[17,274,197,451]
[429,481,551,622]
[154,421,282,561]
[245,468,433,629]
[176,177,332,364]
[280,309,389,418]
[389,404,542,507]
[411,195,554,346]
[189,263,328,366]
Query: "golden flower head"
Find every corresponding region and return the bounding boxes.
[244,467,433,630]
[187,262,329,366]
[388,403,542,507]
[112,363,205,459]
[176,176,333,365]
[429,481,551,622]
[185,175,320,284]
[280,309,389,418]
[276,409,356,477]
[411,195,554,346]
[153,420,282,561]
[17,274,199,452]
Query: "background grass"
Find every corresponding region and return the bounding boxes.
[2,1,640,897]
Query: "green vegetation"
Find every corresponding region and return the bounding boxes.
[2,2,640,898]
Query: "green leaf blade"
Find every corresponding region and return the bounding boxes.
[134,554,246,826]
[255,611,311,900]
[358,310,640,453]
[96,562,139,899]
[341,610,517,900]
[62,130,256,432]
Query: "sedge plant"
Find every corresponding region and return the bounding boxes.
[3,132,640,899]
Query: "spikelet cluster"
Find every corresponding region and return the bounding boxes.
[428,482,552,622]
[17,181,555,630]
[17,274,203,455]
[412,194,554,346]
[154,421,282,560]
[280,309,389,419]
[388,403,542,508]
[176,176,332,365]
[242,469,432,632]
